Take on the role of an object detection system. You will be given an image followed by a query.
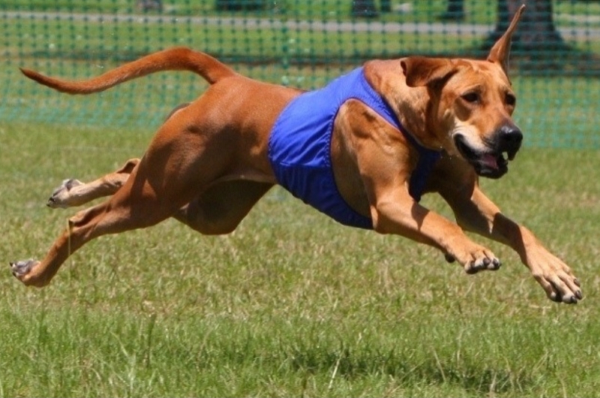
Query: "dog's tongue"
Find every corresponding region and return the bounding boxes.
[480,154,499,170]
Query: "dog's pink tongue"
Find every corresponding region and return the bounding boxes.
[480,154,498,170]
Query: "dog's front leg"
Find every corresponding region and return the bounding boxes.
[441,182,582,304]
[344,107,502,275]
[368,185,502,275]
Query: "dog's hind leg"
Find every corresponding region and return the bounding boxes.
[47,163,272,236]
[173,180,273,235]
[11,156,224,287]
[47,106,189,209]
[11,113,246,286]
[47,158,140,208]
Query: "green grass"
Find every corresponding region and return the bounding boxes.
[3,0,600,28]
[2,17,482,63]
[2,2,600,395]
[1,116,600,396]
[1,0,496,23]
[3,1,600,146]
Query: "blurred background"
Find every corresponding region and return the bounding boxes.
[2,0,599,148]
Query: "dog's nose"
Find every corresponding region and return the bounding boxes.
[499,125,523,147]
[498,125,522,157]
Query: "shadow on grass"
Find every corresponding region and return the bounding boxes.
[286,346,531,395]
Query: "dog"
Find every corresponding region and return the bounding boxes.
[11,5,582,304]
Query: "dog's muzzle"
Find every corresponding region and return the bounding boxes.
[454,125,523,179]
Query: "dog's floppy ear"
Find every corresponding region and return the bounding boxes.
[487,4,525,76]
[400,57,456,87]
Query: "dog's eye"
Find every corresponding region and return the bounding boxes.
[505,93,516,106]
[461,92,479,104]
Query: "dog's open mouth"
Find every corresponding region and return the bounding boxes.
[454,135,517,179]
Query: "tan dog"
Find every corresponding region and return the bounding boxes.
[12,6,582,304]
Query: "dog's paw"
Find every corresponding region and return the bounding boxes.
[456,245,501,274]
[10,259,46,287]
[528,249,582,304]
[47,179,82,208]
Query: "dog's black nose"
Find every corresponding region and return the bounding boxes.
[498,125,522,158]
[499,125,523,147]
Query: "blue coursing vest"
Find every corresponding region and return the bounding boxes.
[268,67,441,230]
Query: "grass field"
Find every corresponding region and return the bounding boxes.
[3,0,600,27]
[1,115,600,397]
[3,2,600,148]
[2,2,600,396]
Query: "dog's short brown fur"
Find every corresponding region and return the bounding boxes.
[12,6,582,304]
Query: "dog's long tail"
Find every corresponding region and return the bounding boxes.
[19,47,236,95]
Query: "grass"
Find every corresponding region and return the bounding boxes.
[3,0,600,145]
[3,0,600,27]
[2,17,483,63]
[1,1,498,23]
[2,3,600,395]
[1,114,600,397]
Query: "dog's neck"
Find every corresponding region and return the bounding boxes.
[363,60,444,151]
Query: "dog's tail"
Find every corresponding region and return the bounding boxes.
[19,47,236,95]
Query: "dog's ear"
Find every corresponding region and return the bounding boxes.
[487,4,525,76]
[400,57,456,87]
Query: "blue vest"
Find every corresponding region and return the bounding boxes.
[268,67,441,230]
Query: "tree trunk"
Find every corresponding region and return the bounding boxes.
[380,0,392,13]
[440,0,465,21]
[351,0,379,18]
[489,0,566,52]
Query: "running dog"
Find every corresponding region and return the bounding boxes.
[12,6,582,304]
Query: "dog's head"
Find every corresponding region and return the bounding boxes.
[400,5,525,179]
